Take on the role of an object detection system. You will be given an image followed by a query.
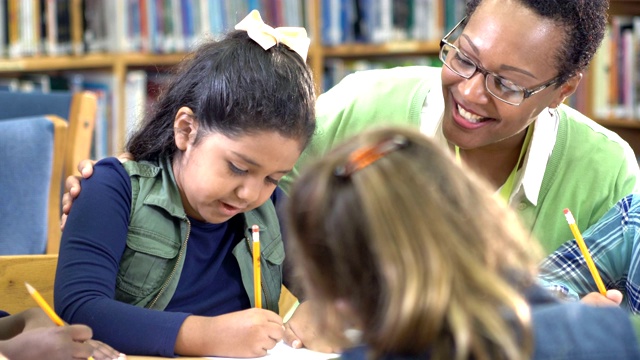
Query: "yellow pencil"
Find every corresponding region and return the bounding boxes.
[563,209,607,296]
[252,225,262,308]
[25,282,65,326]
[26,282,95,360]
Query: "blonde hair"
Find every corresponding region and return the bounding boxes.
[287,126,542,360]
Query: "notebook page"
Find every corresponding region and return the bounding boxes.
[205,341,339,360]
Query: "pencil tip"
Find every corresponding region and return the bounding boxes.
[25,282,34,294]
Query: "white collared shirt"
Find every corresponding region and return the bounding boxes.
[421,98,559,207]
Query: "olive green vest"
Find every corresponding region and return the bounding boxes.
[114,157,283,313]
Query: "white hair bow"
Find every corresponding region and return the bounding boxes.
[235,10,310,61]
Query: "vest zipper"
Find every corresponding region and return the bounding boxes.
[148,218,192,309]
[246,236,269,309]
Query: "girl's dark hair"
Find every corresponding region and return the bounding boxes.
[466,0,609,85]
[126,30,316,161]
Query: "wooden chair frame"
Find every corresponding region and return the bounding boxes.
[64,91,97,180]
[0,254,297,319]
[46,116,68,254]
[0,255,58,315]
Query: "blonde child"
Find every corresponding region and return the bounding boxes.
[286,126,640,359]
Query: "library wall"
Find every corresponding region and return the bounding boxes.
[1,0,639,157]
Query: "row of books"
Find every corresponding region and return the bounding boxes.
[2,56,439,159]
[587,16,640,121]
[0,0,309,58]
[322,56,442,90]
[320,0,466,45]
[86,70,172,158]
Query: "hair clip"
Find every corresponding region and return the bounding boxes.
[234,10,310,61]
[334,135,409,177]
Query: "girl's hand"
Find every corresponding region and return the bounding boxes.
[20,308,59,332]
[581,289,624,307]
[176,308,284,357]
[0,325,93,360]
[283,301,344,354]
[86,339,126,360]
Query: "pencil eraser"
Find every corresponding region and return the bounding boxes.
[252,225,259,233]
[563,208,569,214]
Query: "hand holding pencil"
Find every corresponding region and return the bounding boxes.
[252,224,262,309]
[562,209,607,295]
[25,282,126,360]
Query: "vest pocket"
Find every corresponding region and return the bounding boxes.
[115,229,180,305]
[262,236,285,265]
[261,235,285,304]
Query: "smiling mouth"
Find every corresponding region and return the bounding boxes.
[457,104,491,124]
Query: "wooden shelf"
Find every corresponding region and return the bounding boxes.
[0,53,192,73]
[595,118,640,129]
[2,0,639,153]
[0,54,116,72]
[322,41,441,58]
[610,0,640,14]
[119,53,189,67]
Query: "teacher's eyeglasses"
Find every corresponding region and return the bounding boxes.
[439,17,560,106]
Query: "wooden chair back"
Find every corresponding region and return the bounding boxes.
[64,91,98,179]
[0,255,58,315]
[46,116,68,254]
[0,90,97,181]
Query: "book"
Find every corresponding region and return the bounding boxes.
[124,70,147,142]
[0,0,6,57]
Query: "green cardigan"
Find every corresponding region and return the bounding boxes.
[283,66,640,254]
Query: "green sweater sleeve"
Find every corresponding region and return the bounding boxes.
[520,105,640,254]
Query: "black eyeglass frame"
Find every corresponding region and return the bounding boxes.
[439,17,561,106]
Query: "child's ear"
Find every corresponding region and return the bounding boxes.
[174,107,198,151]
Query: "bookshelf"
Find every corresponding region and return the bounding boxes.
[575,0,640,154]
[0,0,311,155]
[0,53,187,154]
[1,0,639,155]
[311,0,447,91]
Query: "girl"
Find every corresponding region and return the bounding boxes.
[286,126,640,360]
[54,11,315,357]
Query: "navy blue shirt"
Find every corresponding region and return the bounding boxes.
[54,158,288,356]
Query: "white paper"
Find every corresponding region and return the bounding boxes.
[205,341,339,360]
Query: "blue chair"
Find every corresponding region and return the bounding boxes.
[0,90,97,180]
[0,116,68,254]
